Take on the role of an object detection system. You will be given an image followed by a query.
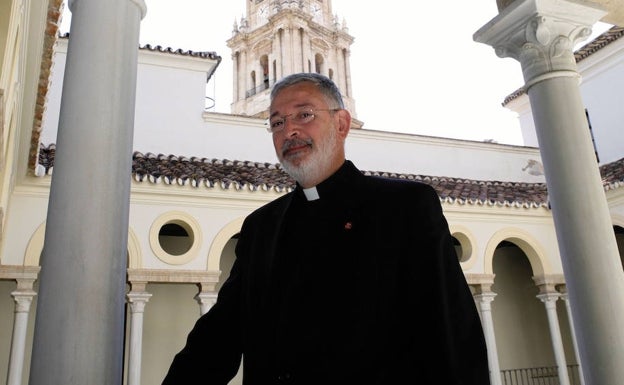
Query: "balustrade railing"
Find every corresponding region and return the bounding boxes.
[500,365,582,385]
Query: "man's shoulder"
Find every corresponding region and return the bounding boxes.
[247,191,292,218]
[364,172,436,196]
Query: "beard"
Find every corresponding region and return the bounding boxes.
[279,126,340,187]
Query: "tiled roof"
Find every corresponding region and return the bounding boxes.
[57,33,222,61]
[36,145,624,208]
[37,145,624,207]
[139,43,221,60]
[502,26,624,106]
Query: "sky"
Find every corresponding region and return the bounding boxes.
[59,1,612,145]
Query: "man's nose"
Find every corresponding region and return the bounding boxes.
[282,118,300,136]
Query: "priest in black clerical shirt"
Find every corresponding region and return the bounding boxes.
[162,73,491,385]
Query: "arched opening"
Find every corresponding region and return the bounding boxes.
[491,241,576,378]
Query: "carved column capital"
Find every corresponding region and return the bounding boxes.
[126,291,152,313]
[195,292,218,315]
[11,290,37,313]
[474,0,606,90]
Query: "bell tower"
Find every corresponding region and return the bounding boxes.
[227,0,361,127]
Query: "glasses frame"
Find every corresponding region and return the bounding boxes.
[266,108,341,133]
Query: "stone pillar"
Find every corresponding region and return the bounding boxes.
[559,284,585,385]
[471,278,502,385]
[6,280,37,385]
[126,287,152,385]
[232,52,239,101]
[284,27,293,75]
[475,2,624,383]
[293,27,303,73]
[302,30,311,72]
[29,0,146,383]
[536,290,570,385]
[241,50,248,98]
[276,29,284,79]
[344,48,353,98]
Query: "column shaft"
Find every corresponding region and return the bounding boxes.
[474,292,502,385]
[127,291,152,385]
[537,293,570,385]
[530,75,624,384]
[7,291,36,385]
[29,0,146,383]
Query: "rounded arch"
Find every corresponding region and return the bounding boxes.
[127,227,142,269]
[25,222,141,268]
[206,216,245,271]
[448,224,478,271]
[24,222,46,266]
[484,228,552,276]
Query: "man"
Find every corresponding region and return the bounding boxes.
[162,73,490,384]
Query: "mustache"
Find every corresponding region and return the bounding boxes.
[282,138,313,153]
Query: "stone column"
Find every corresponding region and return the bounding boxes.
[344,48,353,99]
[471,278,502,385]
[293,27,303,73]
[241,50,248,98]
[232,52,239,101]
[29,0,146,383]
[559,284,585,385]
[303,30,311,72]
[126,288,152,385]
[475,2,624,383]
[536,291,570,385]
[283,27,293,75]
[276,29,284,79]
[6,280,37,385]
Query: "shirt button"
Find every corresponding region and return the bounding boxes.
[277,372,292,382]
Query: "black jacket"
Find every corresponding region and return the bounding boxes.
[163,160,490,384]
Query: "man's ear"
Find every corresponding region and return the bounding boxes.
[336,109,351,138]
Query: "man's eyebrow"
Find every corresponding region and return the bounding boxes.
[270,103,314,118]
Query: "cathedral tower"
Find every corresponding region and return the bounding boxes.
[227,0,360,127]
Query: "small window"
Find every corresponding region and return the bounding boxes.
[150,212,202,265]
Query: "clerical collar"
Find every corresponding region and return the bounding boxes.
[302,186,320,201]
[297,160,355,202]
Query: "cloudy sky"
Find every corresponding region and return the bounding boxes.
[60,1,611,145]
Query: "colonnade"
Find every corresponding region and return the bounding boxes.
[5,271,586,385]
[471,276,583,385]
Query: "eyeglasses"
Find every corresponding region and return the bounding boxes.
[266,108,340,133]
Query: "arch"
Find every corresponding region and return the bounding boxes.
[25,222,141,267]
[24,222,46,266]
[206,217,245,271]
[127,227,142,269]
[448,224,478,271]
[484,228,552,276]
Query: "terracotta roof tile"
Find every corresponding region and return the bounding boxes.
[57,33,222,61]
[38,144,624,208]
[37,145,624,206]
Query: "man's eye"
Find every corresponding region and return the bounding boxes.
[270,120,283,128]
[297,111,313,120]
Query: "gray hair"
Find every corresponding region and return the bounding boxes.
[270,72,345,109]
